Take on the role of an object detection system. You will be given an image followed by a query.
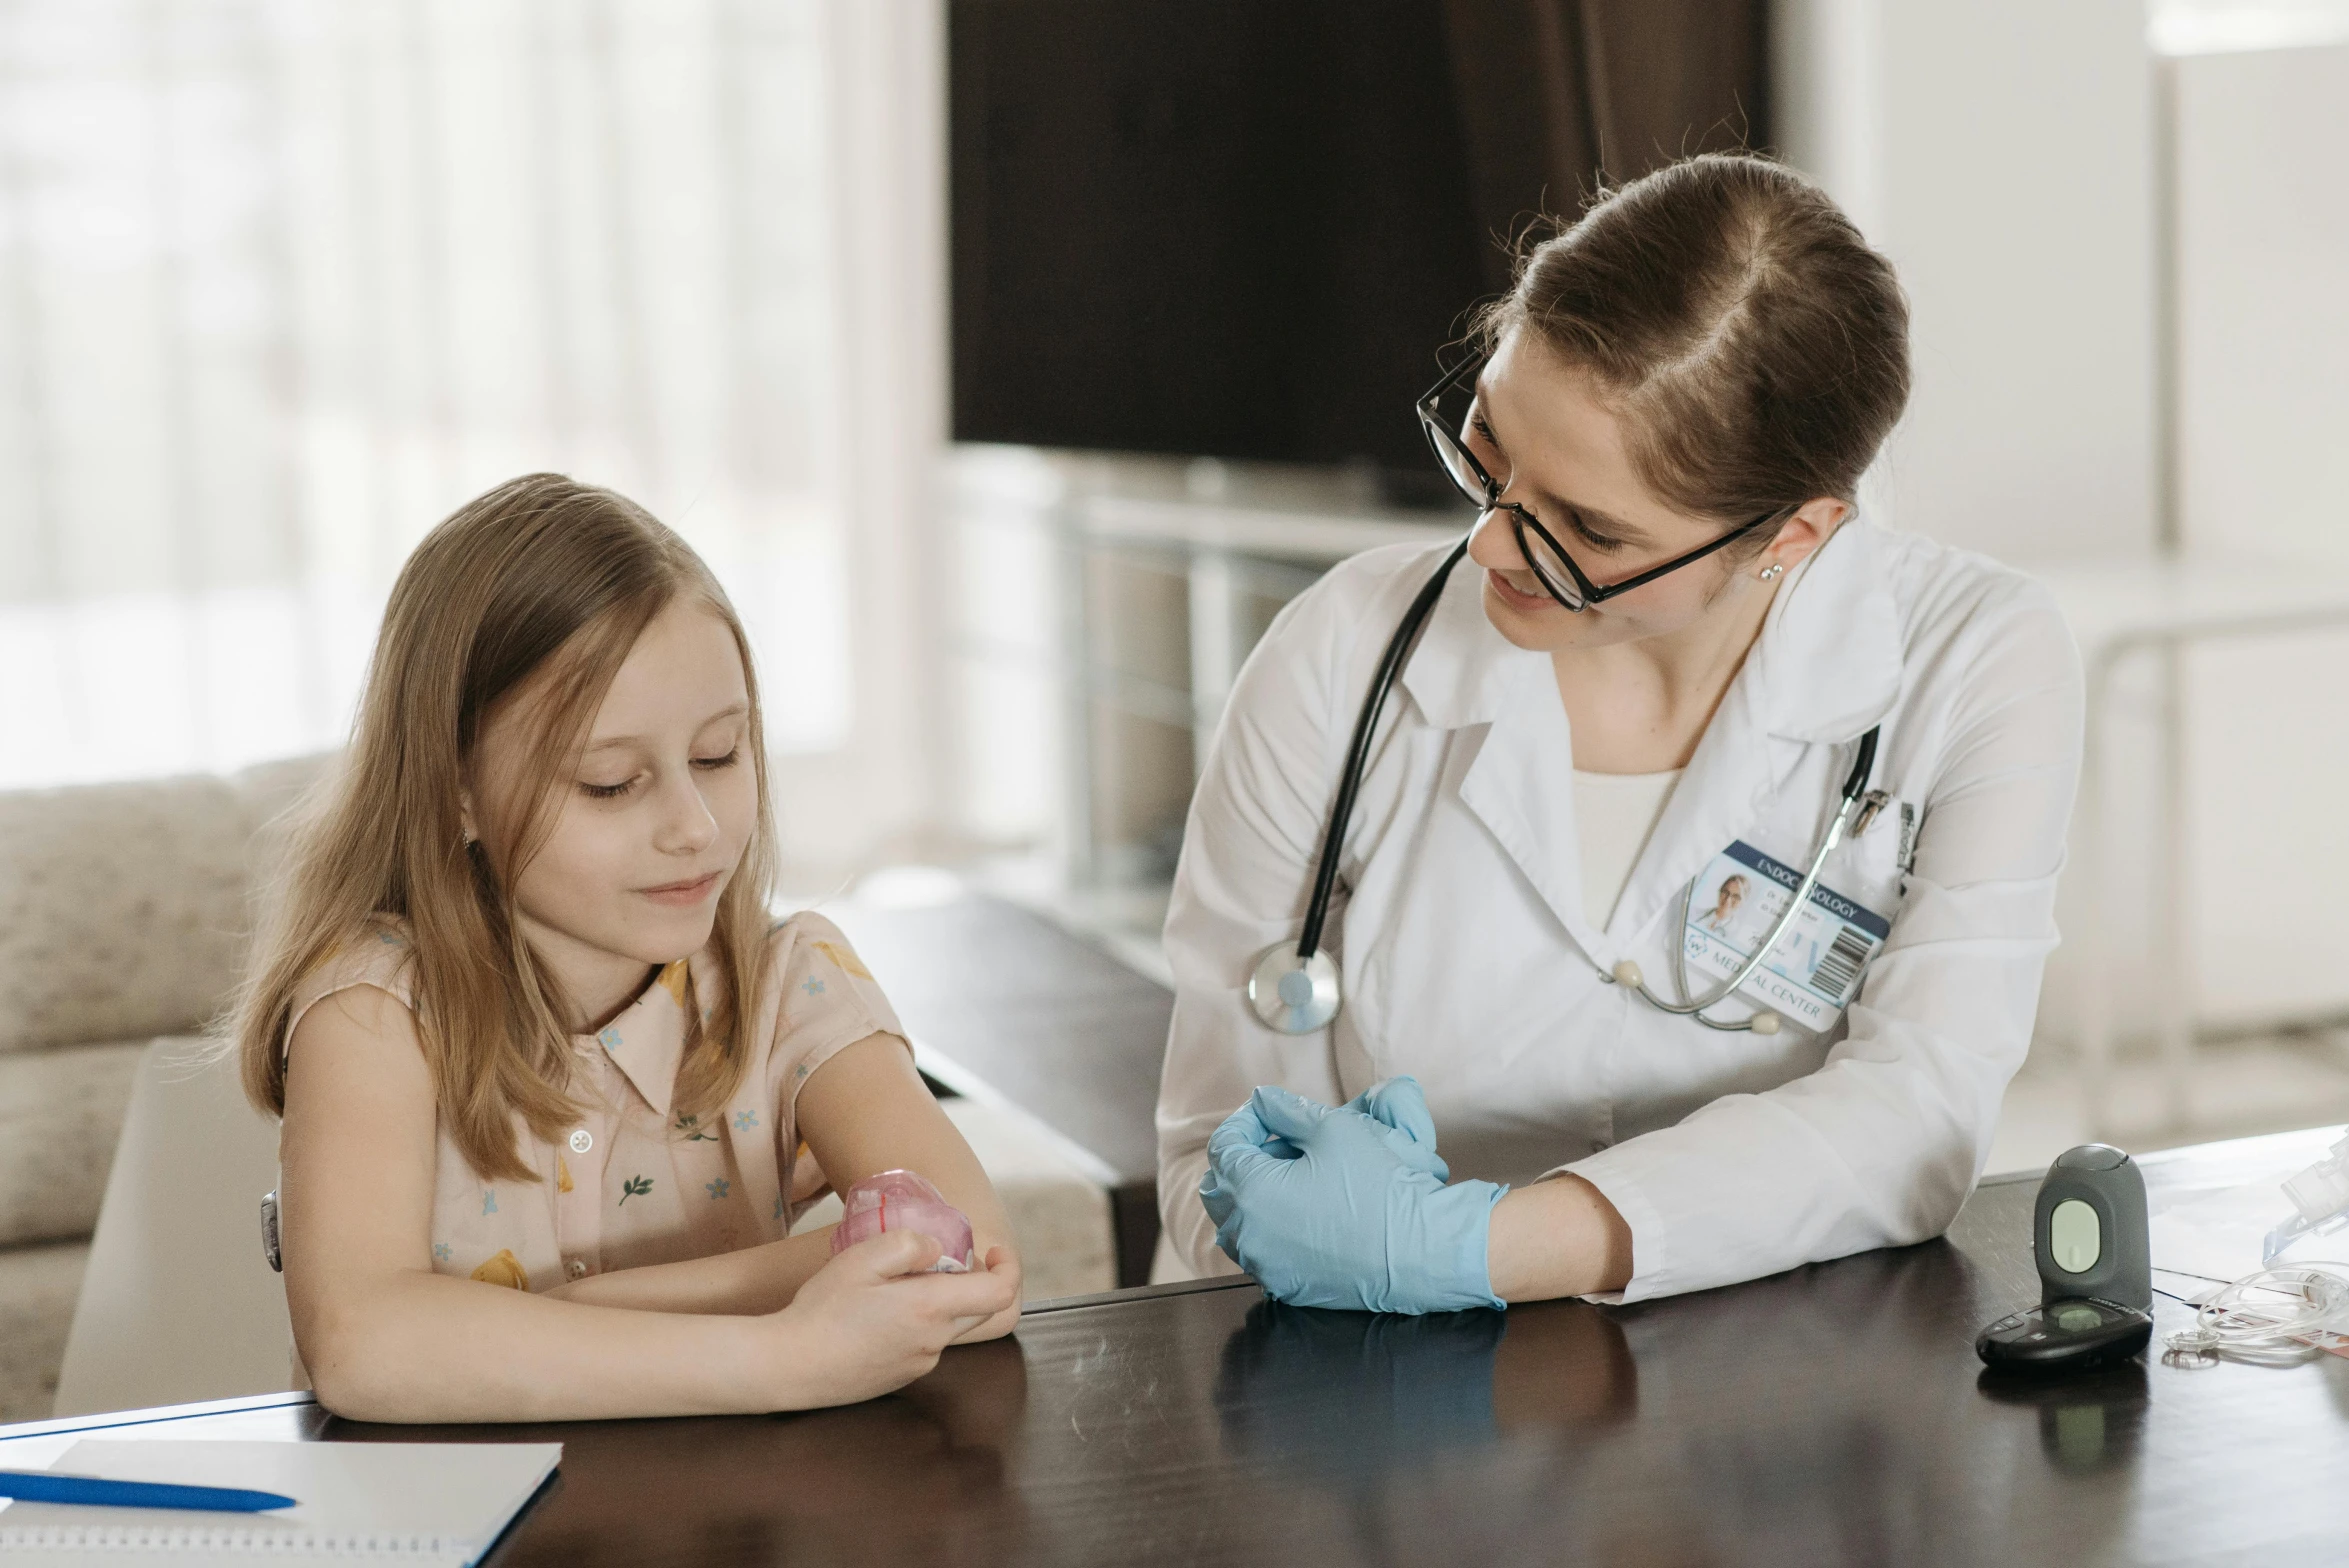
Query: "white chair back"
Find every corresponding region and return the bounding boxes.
[52,1036,291,1417]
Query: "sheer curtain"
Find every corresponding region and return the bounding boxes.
[0,0,946,876]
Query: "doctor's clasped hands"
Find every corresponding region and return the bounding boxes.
[1202,1077,1507,1314]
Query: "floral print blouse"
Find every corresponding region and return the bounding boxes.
[283,912,907,1295]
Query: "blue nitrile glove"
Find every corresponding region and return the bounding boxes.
[1200,1076,1447,1235]
[1199,1078,1506,1314]
[1345,1077,1450,1182]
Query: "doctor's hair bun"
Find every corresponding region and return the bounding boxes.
[1475,152,1909,542]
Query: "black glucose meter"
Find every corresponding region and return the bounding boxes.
[1976,1144,2154,1372]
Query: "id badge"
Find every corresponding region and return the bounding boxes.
[1681,840,1894,1033]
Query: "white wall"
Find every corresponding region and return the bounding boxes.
[2171,42,2349,1029]
[2172,44,2349,556]
[776,0,959,882]
[1773,0,2159,562]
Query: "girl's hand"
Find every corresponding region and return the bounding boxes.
[950,1244,1022,1343]
[759,1231,1020,1408]
[795,1034,1028,1345]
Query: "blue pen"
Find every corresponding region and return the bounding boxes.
[0,1469,296,1513]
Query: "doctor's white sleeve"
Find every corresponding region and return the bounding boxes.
[1558,587,2085,1303]
[1154,556,1397,1280]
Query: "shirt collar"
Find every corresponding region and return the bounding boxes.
[580,954,702,1121]
[1394,545,1519,729]
[1740,517,1902,742]
[1397,519,1901,743]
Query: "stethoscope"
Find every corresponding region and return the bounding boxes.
[1245,538,1889,1038]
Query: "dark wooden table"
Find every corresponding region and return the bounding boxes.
[8,1127,2345,1566]
[825,895,1172,1286]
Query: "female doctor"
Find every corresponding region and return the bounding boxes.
[1156,153,2082,1311]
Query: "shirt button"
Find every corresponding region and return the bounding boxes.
[566,1259,588,1281]
[568,1129,593,1155]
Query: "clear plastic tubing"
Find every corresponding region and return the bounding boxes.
[2263,1132,2349,1265]
[2167,1266,2349,1365]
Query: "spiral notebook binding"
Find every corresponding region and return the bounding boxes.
[0,1523,452,1554]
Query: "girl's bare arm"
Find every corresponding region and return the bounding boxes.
[280,988,1015,1423]
[549,1033,1025,1341]
[796,1033,1023,1341]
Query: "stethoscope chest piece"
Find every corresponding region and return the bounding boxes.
[1248,944,1341,1034]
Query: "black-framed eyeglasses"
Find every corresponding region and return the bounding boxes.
[1414,354,1788,612]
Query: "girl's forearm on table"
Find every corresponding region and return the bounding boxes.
[543,1228,837,1316]
[301,1270,795,1424]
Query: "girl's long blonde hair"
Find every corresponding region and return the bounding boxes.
[233,474,777,1183]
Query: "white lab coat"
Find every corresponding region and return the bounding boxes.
[1155,520,2083,1302]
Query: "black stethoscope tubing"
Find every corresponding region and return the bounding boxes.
[1294,536,1474,960]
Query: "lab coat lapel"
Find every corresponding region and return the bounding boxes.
[1606,522,1903,941]
[1456,653,1599,950]
[1394,555,1602,948]
[1396,550,1512,729]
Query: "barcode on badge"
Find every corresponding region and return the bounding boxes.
[1811,925,1877,1004]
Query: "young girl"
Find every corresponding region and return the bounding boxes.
[234,474,1020,1423]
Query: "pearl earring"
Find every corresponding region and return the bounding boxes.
[1758,563,1784,582]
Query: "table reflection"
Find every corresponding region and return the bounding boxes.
[1979,1362,2149,1476]
[365,1337,1033,1568]
[1212,1294,1636,1480]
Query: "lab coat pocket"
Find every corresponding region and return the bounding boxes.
[1830,802,1910,924]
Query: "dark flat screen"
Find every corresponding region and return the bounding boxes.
[949,0,1770,487]
[949,0,1490,482]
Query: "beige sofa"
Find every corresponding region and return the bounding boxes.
[0,759,1115,1423]
[0,757,322,1421]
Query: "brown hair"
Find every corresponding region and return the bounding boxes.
[1476,153,1910,543]
[232,474,777,1182]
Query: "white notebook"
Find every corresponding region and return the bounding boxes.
[0,1439,562,1565]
